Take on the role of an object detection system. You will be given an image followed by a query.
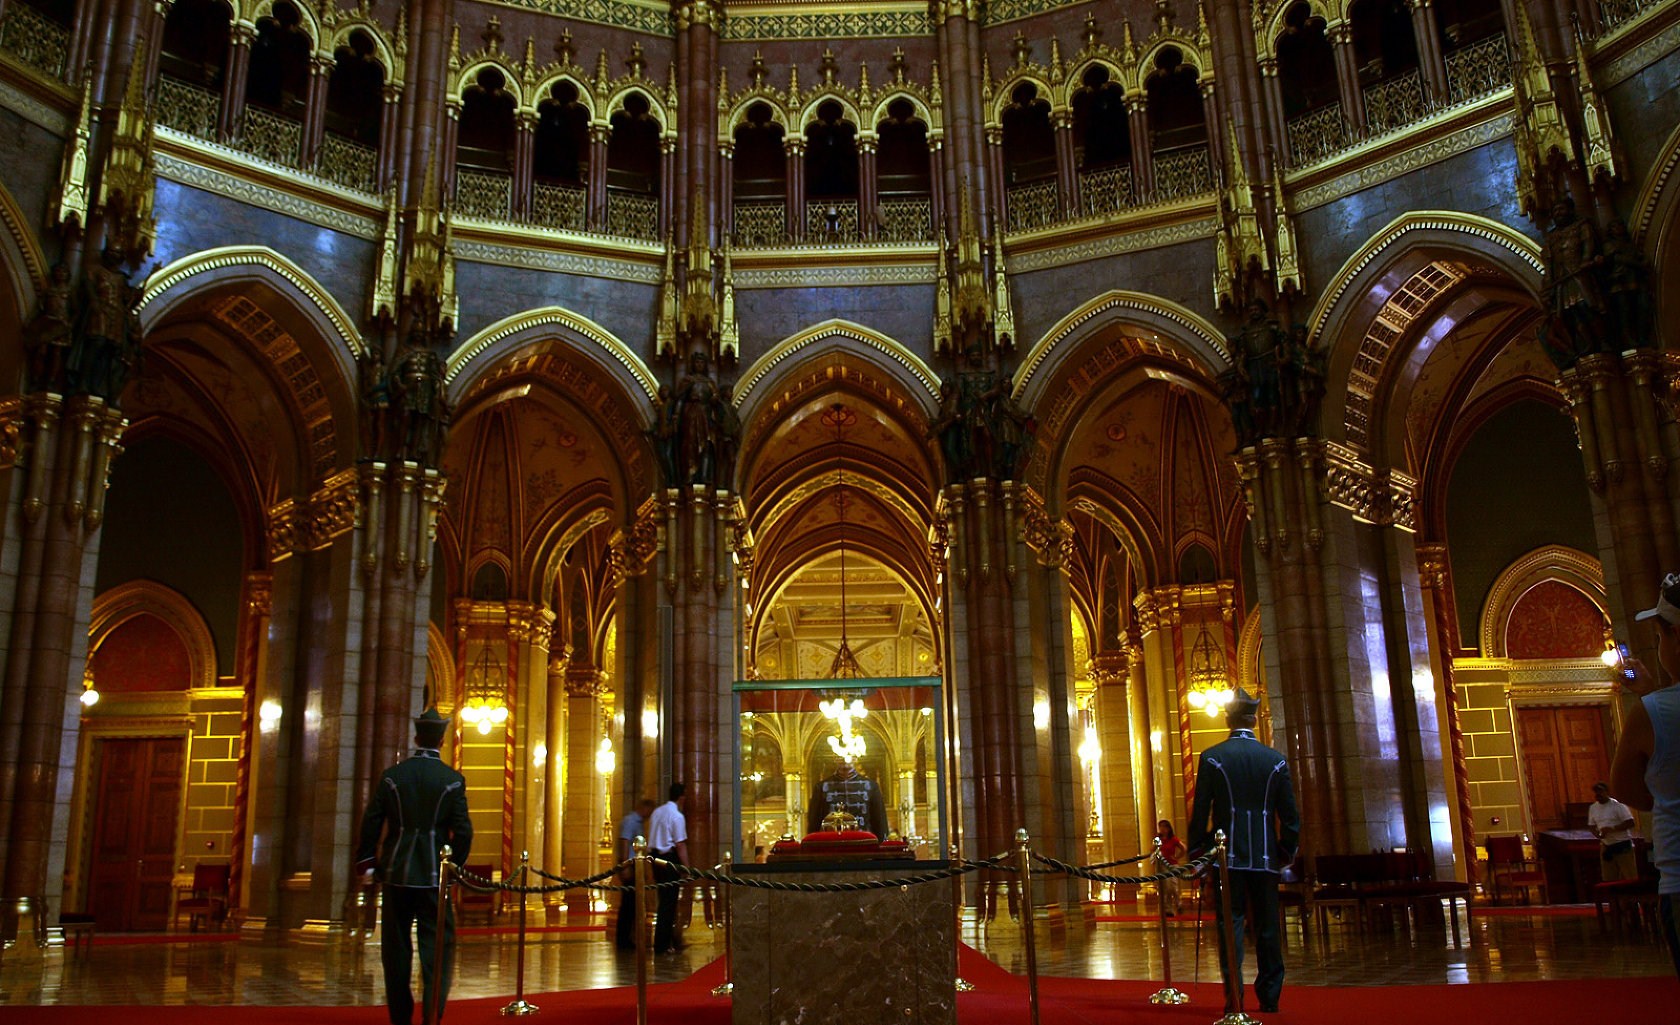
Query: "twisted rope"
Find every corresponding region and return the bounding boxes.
[454,862,635,895]
[668,855,1018,893]
[1083,849,1158,869]
[1029,851,1217,886]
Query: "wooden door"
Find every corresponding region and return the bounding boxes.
[1516,706,1610,832]
[87,737,184,931]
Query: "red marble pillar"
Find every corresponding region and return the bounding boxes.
[1258,60,1290,164]
[376,85,401,192]
[220,21,254,142]
[1328,23,1367,134]
[785,138,805,241]
[513,112,535,218]
[0,395,125,949]
[301,55,330,169]
[1411,0,1451,104]
[859,137,879,239]
[587,124,610,232]
[1052,110,1078,217]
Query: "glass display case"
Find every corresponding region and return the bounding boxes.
[732,676,946,861]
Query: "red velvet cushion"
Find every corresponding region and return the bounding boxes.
[802,830,879,845]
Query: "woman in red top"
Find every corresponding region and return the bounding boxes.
[1157,819,1188,915]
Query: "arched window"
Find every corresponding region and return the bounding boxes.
[1350,0,1424,131]
[320,29,384,192]
[156,0,231,141]
[804,99,859,242]
[454,66,517,219]
[1001,82,1055,231]
[1435,0,1508,102]
[875,98,933,241]
[732,102,787,246]
[1071,65,1133,214]
[0,0,76,79]
[242,0,311,165]
[1144,48,1212,199]
[532,81,589,230]
[1276,2,1343,164]
[606,91,662,241]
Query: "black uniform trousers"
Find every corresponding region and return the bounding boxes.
[1211,868,1284,1011]
[615,871,639,949]
[381,884,456,1025]
[652,848,683,952]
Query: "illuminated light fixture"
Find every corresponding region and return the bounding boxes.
[458,646,509,734]
[1183,621,1234,719]
[533,741,548,768]
[821,696,869,763]
[1078,725,1101,765]
[79,666,99,708]
[259,699,283,723]
[595,735,616,776]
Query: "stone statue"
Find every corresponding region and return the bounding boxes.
[647,383,678,486]
[391,341,447,464]
[24,262,74,393]
[983,357,1033,480]
[1233,299,1287,436]
[956,345,998,480]
[1220,364,1254,448]
[359,348,390,461]
[1601,218,1653,345]
[713,381,742,492]
[674,350,719,486]
[929,379,967,482]
[1539,196,1608,368]
[72,247,133,400]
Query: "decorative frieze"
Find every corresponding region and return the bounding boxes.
[1320,440,1417,531]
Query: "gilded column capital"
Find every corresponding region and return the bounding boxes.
[506,601,555,648]
[1415,541,1449,591]
[304,468,360,550]
[244,572,274,617]
[266,498,301,563]
[1089,650,1129,686]
[1133,589,1160,633]
[564,666,606,698]
[0,398,21,470]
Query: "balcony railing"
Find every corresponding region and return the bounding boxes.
[805,200,861,244]
[0,4,68,81]
[1444,33,1510,105]
[532,181,587,231]
[456,168,512,220]
[1362,70,1427,135]
[1286,104,1354,168]
[1153,146,1214,201]
[241,107,302,168]
[156,76,221,142]
[878,197,933,242]
[317,133,377,193]
[1599,0,1663,32]
[607,190,659,241]
[1005,179,1057,233]
[1079,164,1135,217]
[732,201,786,247]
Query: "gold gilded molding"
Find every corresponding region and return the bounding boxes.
[451,237,662,281]
[138,244,366,358]
[734,318,941,412]
[445,305,659,403]
[1006,211,1220,269]
[153,145,382,239]
[1286,106,1515,211]
[89,581,218,691]
[1014,288,1230,403]
[1478,544,1607,657]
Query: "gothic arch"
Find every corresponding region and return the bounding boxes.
[868,91,939,134]
[89,581,218,691]
[326,19,401,84]
[1632,119,1680,344]
[529,493,615,606]
[733,319,941,424]
[529,72,599,121]
[797,93,864,132]
[604,85,672,134]
[724,93,792,135]
[0,177,44,312]
[1257,0,1338,59]
[445,306,659,413]
[1479,545,1607,658]
[988,71,1057,126]
[452,57,526,109]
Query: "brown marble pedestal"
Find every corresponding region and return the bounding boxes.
[730,860,956,1025]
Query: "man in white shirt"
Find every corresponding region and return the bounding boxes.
[1589,781,1638,881]
[615,797,656,950]
[645,782,690,953]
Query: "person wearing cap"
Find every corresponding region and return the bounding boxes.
[1611,571,1680,980]
[1187,687,1300,1015]
[356,709,475,1025]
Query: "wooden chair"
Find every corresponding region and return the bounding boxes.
[1311,854,1367,931]
[174,863,230,931]
[457,864,500,926]
[1485,835,1547,905]
[1278,863,1313,936]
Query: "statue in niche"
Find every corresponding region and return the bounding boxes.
[956,344,998,480]
[647,383,679,486]
[929,379,968,482]
[982,354,1034,480]
[712,381,741,492]
[1219,361,1254,449]
[1539,195,1609,368]
[358,347,390,461]
[673,349,719,486]
[24,262,74,393]
[1232,298,1286,436]
[391,339,448,464]
[72,247,135,401]
[1601,218,1653,345]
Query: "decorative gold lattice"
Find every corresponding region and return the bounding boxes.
[532,181,587,231]
[1079,165,1134,217]
[805,200,861,244]
[456,168,512,220]
[1005,180,1057,233]
[1152,146,1214,201]
[156,76,221,142]
[0,4,68,80]
[733,201,787,247]
[878,197,933,242]
[606,191,659,240]
[1598,0,1662,32]
[1445,34,1510,105]
[241,107,302,168]
[1362,70,1427,135]
[317,133,376,193]
[1286,104,1352,168]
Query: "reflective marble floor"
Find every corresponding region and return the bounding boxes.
[1,904,1672,1006]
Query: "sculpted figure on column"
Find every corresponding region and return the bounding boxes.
[391,339,448,465]
[1539,196,1609,368]
[23,262,74,393]
[1233,299,1286,438]
[72,247,137,401]
[674,350,719,486]
[1601,218,1653,346]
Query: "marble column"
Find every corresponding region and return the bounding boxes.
[1090,652,1146,865]
[1328,22,1367,134]
[301,55,331,169]
[1258,59,1289,166]
[1125,99,1152,200]
[226,571,274,919]
[1052,110,1078,217]
[376,84,402,192]
[587,123,610,231]
[542,651,565,917]
[1416,543,1475,882]
[784,138,805,241]
[859,135,879,239]
[220,21,255,143]
[1410,0,1451,104]
[0,395,124,950]
[509,602,554,893]
[512,112,536,218]
[562,663,603,918]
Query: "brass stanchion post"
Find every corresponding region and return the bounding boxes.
[952,842,973,991]
[1148,837,1189,1005]
[1212,830,1260,1025]
[634,836,650,1025]
[501,851,538,1015]
[1015,829,1041,1025]
[426,845,453,1025]
[710,851,734,996]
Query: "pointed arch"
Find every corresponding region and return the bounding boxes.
[733,318,941,423]
[605,84,671,132]
[797,92,864,131]
[868,90,938,133]
[529,72,599,120]
[326,19,401,83]
[453,56,526,108]
[445,305,658,411]
[1257,0,1337,59]
[1479,545,1607,658]
[724,92,793,135]
[1014,289,1230,410]
[988,71,1056,125]
[0,176,46,311]
[89,581,218,691]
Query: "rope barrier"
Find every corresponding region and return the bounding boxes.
[1028,851,1217,887]
[669,855,1017,893]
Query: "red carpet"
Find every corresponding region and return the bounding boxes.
[5,945,1676,1023]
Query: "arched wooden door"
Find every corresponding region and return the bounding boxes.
[86,737,185,931]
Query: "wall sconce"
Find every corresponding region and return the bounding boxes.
[79,665,99,708]
[459,646,509,734]
[595,735,616,776]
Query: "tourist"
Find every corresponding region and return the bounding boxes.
[1588,781,1638,880]
[646,781,690,954]
[615,796,657,950]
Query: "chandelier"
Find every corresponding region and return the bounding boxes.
[824,403,863,680]
[459,645,509,734]
[1183,621,1234,718]
[821,696,868,763]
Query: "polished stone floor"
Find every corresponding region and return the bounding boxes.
[0,902,1671,1006]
